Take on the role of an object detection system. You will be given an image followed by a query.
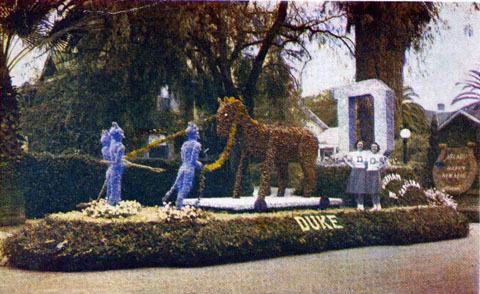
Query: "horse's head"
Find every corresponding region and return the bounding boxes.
[215,97,242,138]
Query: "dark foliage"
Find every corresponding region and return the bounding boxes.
[12,153,423,218]
[16,153,177,218]
[426,116,440,186]
[315,166,418,206]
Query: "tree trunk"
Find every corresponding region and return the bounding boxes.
[0,52,26,225]
[242,1,288,117]
[0,53,23,163]
[353,8,410,137]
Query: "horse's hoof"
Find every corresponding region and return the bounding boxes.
[254,198,267,212]
[319,197,330,210]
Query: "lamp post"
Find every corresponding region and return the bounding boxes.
[400,128,411,164]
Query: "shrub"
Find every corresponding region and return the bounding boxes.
[316,166,418,206]
[19,153,105,218]
[379,173,458,210]
[2,206,468,271]
[10,153,432,218]
[17,153,178,218]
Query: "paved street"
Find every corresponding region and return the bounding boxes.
[0,224,478,294]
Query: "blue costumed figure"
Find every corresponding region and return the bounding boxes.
[106,122,128,206]
[101,129,113,200]
[101,130,111,161]
[163,122,202,210]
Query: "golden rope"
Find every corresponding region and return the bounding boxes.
[100,160,165,173]
[123,130,186,160]
[203,100,241,172]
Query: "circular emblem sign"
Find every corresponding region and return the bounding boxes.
[433,142,478,195]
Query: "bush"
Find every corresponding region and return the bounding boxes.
[17,153,178,218]
[2,206,468,271]
[19,153,105,218]
[11,153,426,218]
[316,166,418,206]
[0,163,26,225]
[389,134,429,167]
[379,173,458,210]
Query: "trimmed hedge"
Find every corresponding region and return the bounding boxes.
[11,153,424,218]
[2,206,468,271]
[458,208,479,223]
[315,166,418,207]
[0,163,26,225]
[17,153,249,218]
[18,153,180,218]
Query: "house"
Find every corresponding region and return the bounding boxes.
[426,102,480,157]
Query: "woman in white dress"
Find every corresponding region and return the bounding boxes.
[365,142,387,211]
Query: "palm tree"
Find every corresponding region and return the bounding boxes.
[1,0,99,163]
[2,0,59,163]
[0,0,95,224]
[401,86,428,134]
[452,70,480,106]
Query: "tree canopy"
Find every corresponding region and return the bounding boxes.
[20,1,351,155]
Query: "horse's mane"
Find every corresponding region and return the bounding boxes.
[221,97,258,125]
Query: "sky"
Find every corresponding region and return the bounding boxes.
[10,2,480,112]
[300,2,480,112]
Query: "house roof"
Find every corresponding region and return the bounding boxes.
[424,102,480,129]
[438,102,480,130]
[317,127,339,147]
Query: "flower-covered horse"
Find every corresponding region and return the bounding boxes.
[215,97,318,211]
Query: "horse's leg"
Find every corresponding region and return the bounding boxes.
[276,161,288,197]
[233,151,246,198]
[255,146,275,212]
[299,143,317,197]
[301,159,316,196]
[258,148,274,198]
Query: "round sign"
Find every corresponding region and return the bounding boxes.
[433,143,478,195]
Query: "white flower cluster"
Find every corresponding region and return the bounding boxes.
[381,173,402,189]
[398,180,422,197]
[388,191,398,199]
[157,203,209,223]
[424,188,458,209]
[82,199,142,218]
[380,172,458,209]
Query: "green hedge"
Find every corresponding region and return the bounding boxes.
[16,153,250,218]
[18,153,178,218]
[315,166,418,206]
[0,163,26,225]
[2,206,468,271]
[11,153,424,218]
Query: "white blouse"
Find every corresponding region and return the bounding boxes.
[366,153,387,171]
[346,151,368,169]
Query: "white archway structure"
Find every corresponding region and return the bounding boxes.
[333,79,395,155]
